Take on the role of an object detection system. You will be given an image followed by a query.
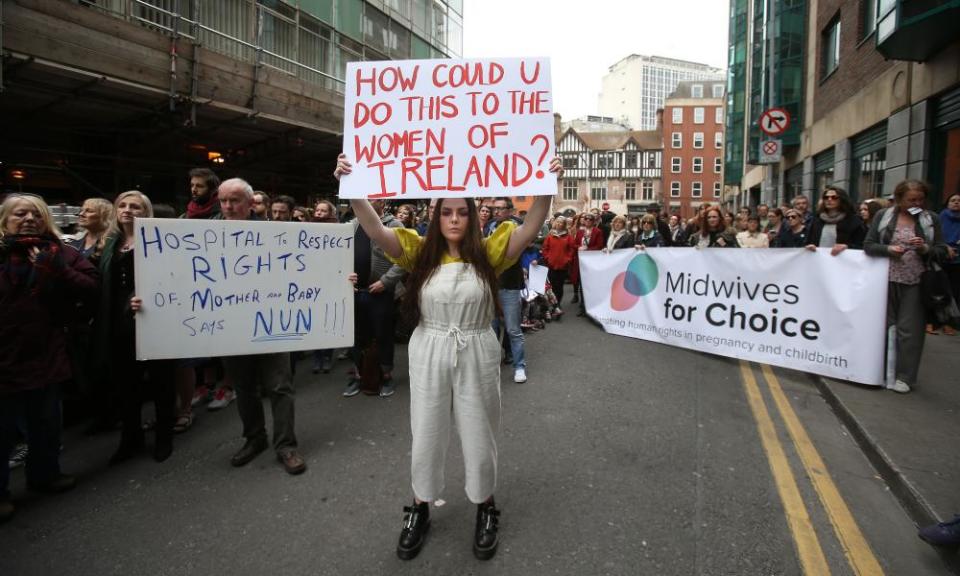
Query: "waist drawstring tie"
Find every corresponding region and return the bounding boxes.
[449,326,467,367]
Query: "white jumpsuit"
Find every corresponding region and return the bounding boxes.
[391,225,515,504]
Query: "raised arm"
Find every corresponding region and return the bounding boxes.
[506,157,563,261]
[335,154,403,259]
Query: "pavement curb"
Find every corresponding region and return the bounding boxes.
[812,375,937,527]
[812,375,960,574]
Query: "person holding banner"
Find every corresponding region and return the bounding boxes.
[805,186,865,255]
[571,212,605,316]
[335,153,562,561]
[213,178,307,475]
[688,206,739,249]
[865,180,949,393]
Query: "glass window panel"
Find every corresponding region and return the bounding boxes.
[337,0,363,40]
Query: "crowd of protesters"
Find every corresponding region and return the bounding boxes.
[1,169,957,557]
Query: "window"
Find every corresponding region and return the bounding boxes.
[670,181,681,197]
[713,182,721,198]
[861,0,877,40]
[562,180,578,201]
[562,154,579,170]
[714,132,724,148]
[596,153,615,169]
[715,107,723,124]
[672,132,682,148]
[590,185,607,201]
[647,153,657,168]
[694,107,705,124]
[625,151,638,168]
[692,182,702,198]
[691,84,703,98]
[671,157,682,173]
[822,16,841,78]
[642,181,654,201]
[625,182,637,201]
[693,132,704,149]
[712,84,724,98]
[693,157,703,173]
[714,157,723,173]
[672,108,683,124]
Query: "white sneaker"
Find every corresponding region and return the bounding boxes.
[888,380,911,394]
[513,368,527,383]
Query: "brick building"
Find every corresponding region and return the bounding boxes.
[663,80,726,219]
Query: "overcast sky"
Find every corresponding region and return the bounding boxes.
[462,0,729,121]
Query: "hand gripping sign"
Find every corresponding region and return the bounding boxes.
[339,58,556,200]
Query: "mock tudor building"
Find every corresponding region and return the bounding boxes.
[555,127,663,215]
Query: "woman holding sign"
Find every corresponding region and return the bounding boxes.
[336,153,562,561]
[95,191,176,464]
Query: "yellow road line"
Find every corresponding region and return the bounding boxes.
[739,361,831,576]
[760,363,885,576]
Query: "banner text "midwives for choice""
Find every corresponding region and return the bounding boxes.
[661,271,821,340]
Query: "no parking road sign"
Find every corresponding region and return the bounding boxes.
[759,108,790,136]
[759,139,782,164]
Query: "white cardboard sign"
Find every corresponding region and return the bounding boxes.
[340,58,556,200]
[133,218,354,360]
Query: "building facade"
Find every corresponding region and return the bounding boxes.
[725,0,960,210]
[663,80,726,219]
[555,128,663,216]
[1,0,462,204]
[598,55,725,131]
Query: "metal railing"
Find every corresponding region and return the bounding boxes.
[85,0,347,93]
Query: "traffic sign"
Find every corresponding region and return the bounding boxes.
[759,139,782,164]
[759,108,790,136]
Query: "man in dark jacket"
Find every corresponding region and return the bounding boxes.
[217,178,306,475]
[487,198,528,384]
[344,200,406,398]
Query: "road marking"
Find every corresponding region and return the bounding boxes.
[739,361,832,576]
[760,363,885,576]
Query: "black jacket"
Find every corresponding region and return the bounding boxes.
[807,214,866,248]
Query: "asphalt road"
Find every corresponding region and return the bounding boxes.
[0,311,948,575]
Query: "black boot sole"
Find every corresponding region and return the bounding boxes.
[473,540,498,561]
[396,521,430,560]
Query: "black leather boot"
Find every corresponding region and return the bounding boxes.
[396,501,430,560]
[473,499,500,560]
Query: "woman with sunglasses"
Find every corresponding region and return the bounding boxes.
[571,211,605,315]
[779,209,810,248]
[805,186,866,256]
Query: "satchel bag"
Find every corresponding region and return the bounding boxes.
[921,262,960,328]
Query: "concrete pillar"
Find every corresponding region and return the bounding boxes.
[884,101,931,196]
[833,138,852,191]
[802,156,815,198]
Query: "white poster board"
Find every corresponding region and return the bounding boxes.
[133,218,354,360]
[527,263,548,296]
[340,58,556,200]
[580,248,889,385]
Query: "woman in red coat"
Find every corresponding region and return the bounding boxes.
[571,212,605,316]
[539,216,576,315]
[1,194,98,521]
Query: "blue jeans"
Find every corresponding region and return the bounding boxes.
[495,289,525,370]
[0,383,64,498]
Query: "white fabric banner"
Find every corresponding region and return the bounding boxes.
[527,263,549,296]
[133,219,354,360]
[580,248,889,385]
[340,58,556,200]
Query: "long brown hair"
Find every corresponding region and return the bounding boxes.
[401,197,501,325]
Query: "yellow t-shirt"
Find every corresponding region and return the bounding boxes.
[387,220,518,276]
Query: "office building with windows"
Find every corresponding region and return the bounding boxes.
[598,55,725,131]
[725,0,960,209]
